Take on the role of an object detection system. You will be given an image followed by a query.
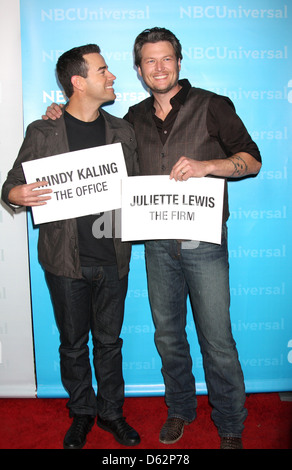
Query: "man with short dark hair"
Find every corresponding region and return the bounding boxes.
[1,44,140,449]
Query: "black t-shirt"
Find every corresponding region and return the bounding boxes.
[64,110,116,267]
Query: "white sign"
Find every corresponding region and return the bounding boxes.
[22,143,127,224]
[121,175,225,244]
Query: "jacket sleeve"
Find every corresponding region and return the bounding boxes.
[1,123,39,210]
[1,118,67,210]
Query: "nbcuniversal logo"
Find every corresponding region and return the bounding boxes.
[40,7,150,21]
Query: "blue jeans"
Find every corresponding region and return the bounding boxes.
[45,265,128,420]
[145,226,247,437]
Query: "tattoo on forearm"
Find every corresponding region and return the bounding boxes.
[230,155,248,177]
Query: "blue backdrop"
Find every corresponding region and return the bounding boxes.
[19,0,292,397]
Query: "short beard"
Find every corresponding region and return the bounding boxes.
[151,83,178,94]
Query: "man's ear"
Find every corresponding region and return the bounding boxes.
[71,75,85,92]
[137,66,142,78]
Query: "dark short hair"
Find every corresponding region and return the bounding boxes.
[133,27,183,67]
[56,44,101,98]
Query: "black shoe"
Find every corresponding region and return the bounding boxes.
[63,415,95,449]
[159,417,186,444]
[97,416,140,446]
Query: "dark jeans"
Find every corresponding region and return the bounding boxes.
[145,225,247,437]
[45,265,128,420]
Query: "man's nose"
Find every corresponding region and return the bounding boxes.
[155,60,164,71]
[107,71,116,80]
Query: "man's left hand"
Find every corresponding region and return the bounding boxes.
[170,156,210,181]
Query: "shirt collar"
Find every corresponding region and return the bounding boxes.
[171,79,191,106]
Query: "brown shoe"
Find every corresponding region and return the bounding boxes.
[220,437,243,449]
[159,417,186,444]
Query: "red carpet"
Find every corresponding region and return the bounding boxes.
[0,393,291,450]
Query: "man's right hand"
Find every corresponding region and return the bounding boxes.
[42,103,63,120]
[8,181,52,206]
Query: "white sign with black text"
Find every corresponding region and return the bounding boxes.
[22,143,127,225]
[121,175,225,244]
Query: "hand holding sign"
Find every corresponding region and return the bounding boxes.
[170,157,211,181]
[8,180,52,207]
